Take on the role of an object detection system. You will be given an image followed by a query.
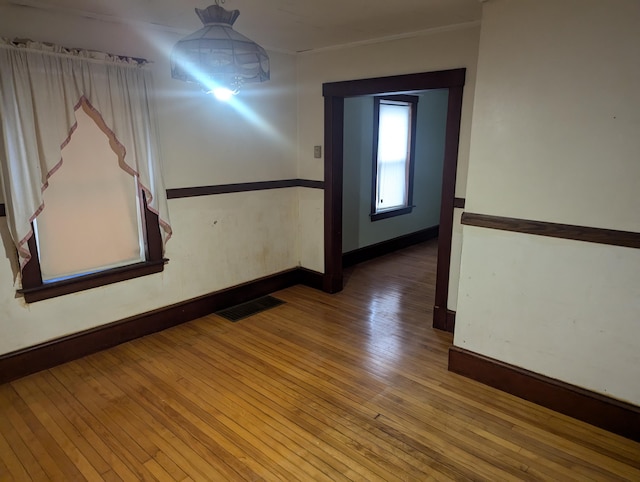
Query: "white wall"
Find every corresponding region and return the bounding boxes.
[0,4,300,354]
[296,25,481,294]
[342,90,448,252]
[456,0,640,404]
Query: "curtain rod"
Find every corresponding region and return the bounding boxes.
[1,38,150,65]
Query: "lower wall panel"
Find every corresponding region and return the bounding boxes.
[0,267,323,384]
[449,346,640,442]
[455,226,640,408]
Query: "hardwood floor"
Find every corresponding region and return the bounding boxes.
[1,239,639,481]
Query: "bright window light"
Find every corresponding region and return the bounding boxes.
[376,101,411,211]
[34,105,145,282]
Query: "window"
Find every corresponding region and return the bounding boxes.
[19,107,165,303]
[0,39,171,303]
[371,95,418,221]
[34,103,144,282]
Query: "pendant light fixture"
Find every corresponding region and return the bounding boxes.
[170,1,270,97]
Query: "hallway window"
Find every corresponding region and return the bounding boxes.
[371,95,418,221]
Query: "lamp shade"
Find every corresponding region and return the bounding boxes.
[171,4,270,92]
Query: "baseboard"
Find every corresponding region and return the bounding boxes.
[342,225,439,268]
[298,267,325,290]
[432,306,455,332]
[0,267,324,385]
[448,346,640,442]
[445,309,456,332]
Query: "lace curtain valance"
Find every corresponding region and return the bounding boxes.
[0,38,172,270]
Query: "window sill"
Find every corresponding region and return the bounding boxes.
[370,206,414,222]
[18,259,168,303]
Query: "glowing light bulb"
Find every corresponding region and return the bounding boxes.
[212,87,234,101]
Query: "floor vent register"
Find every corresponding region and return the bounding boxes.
[215,295,285,322]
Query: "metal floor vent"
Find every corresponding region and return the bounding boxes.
[215,296,285,322]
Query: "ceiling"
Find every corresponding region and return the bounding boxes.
[6,0,482,53]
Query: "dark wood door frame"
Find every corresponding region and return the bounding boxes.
[322,69,466,332]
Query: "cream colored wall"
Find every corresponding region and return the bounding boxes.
[296,25,481,289]
[0,5,299,354]
[0,190,299,354]
[455,0,640,404]
[158,51,298,188]
[297,188,324,274]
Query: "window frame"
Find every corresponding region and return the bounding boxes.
[370,94,419,222]
[18,192,166,303]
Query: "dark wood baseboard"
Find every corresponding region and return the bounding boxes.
[433,305,447,331]
[0,267,323,385]
[298,267,325,291]
[448,346,640,442]
[432,306,456,333]
[445,309,456,332]
[342,225,439,268]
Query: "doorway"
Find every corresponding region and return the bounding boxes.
[322,69,466,332]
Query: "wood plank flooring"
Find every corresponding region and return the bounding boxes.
[1,239,639,481]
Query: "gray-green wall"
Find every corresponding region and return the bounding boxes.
[342,89,448,252]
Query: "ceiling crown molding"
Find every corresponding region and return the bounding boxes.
[298,20,481,55]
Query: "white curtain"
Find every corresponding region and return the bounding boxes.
[0,39,172,269]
